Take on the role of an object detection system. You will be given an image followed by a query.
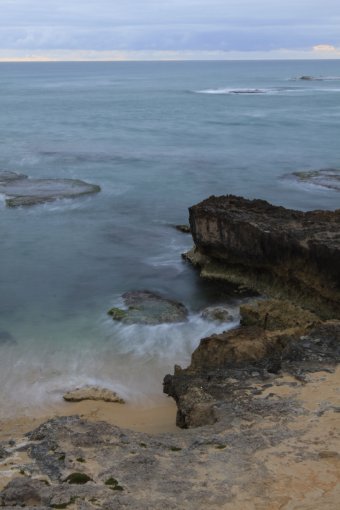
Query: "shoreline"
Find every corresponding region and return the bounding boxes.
[0,394,178,443]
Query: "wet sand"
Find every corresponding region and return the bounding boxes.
[0,395,177,443]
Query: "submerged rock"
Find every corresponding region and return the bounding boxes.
[290,168,340,192]
[63,386,125,404]
[108,290,188,325]
[0,330,16,345]
[186,194,340,318]
[299,75,318,81]
[0,170,27,184]
[0,171,100,207]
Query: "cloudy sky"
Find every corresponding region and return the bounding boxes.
[1,0,340,60]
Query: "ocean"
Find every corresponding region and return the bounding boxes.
[0,60,339,417]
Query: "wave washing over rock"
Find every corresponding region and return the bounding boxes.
[287,168,340,192]
[194,87,275,95]
[108,290,189,325]
[0,170,100,207]
[297,75,340,81]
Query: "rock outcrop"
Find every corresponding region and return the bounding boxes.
[108,290,188,325]
[200,306,234,323]
[185,195,340,318]
[0,170,100,207]
[289,168,340,192]
[164,299,340,428]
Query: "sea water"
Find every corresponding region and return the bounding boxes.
[0,60,339,417]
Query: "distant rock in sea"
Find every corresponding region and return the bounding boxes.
[289,168,340,192]
[0,330,16,345]
[0,170,100,207]
[108,290,188,325]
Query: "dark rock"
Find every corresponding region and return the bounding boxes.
[64,472,93,484]
[108,290,188,325]
[0,174,100,207]
[0,445,8,459]
[175,224,191,234]
[187,195,340,318]
[164,297,340,428]
[282,320,340,371]
[0,478,51,506]
[0,330,16,345]
[0,170,27,184]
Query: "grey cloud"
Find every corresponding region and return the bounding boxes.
[0,0,340,52]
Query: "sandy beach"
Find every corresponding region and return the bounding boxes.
[0,395,177,444]
[1,368,339,507]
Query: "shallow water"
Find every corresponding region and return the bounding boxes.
[0,60,339,417]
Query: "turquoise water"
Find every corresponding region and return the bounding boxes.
[0,61,339,416]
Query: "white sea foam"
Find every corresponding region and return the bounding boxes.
[0,311,239,417]
[194,87,274,95]
[194,85,340,96]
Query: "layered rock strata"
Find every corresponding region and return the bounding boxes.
[185,195,340,318]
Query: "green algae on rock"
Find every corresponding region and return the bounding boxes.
[108,290,188,325]
[64,473,92,484]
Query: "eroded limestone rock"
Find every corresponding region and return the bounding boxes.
[63,386,125,404]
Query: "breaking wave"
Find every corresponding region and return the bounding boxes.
[193,87,275,95]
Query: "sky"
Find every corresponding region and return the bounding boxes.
[1,0,340,61]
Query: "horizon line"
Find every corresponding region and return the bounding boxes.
[1,57,340,63]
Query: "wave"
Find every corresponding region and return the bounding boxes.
[194,85,340,96]
[193,87,275,95]
[0,312,239,417]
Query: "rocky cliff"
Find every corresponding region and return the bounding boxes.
[185,195,340,318]
[165,196,340,429]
